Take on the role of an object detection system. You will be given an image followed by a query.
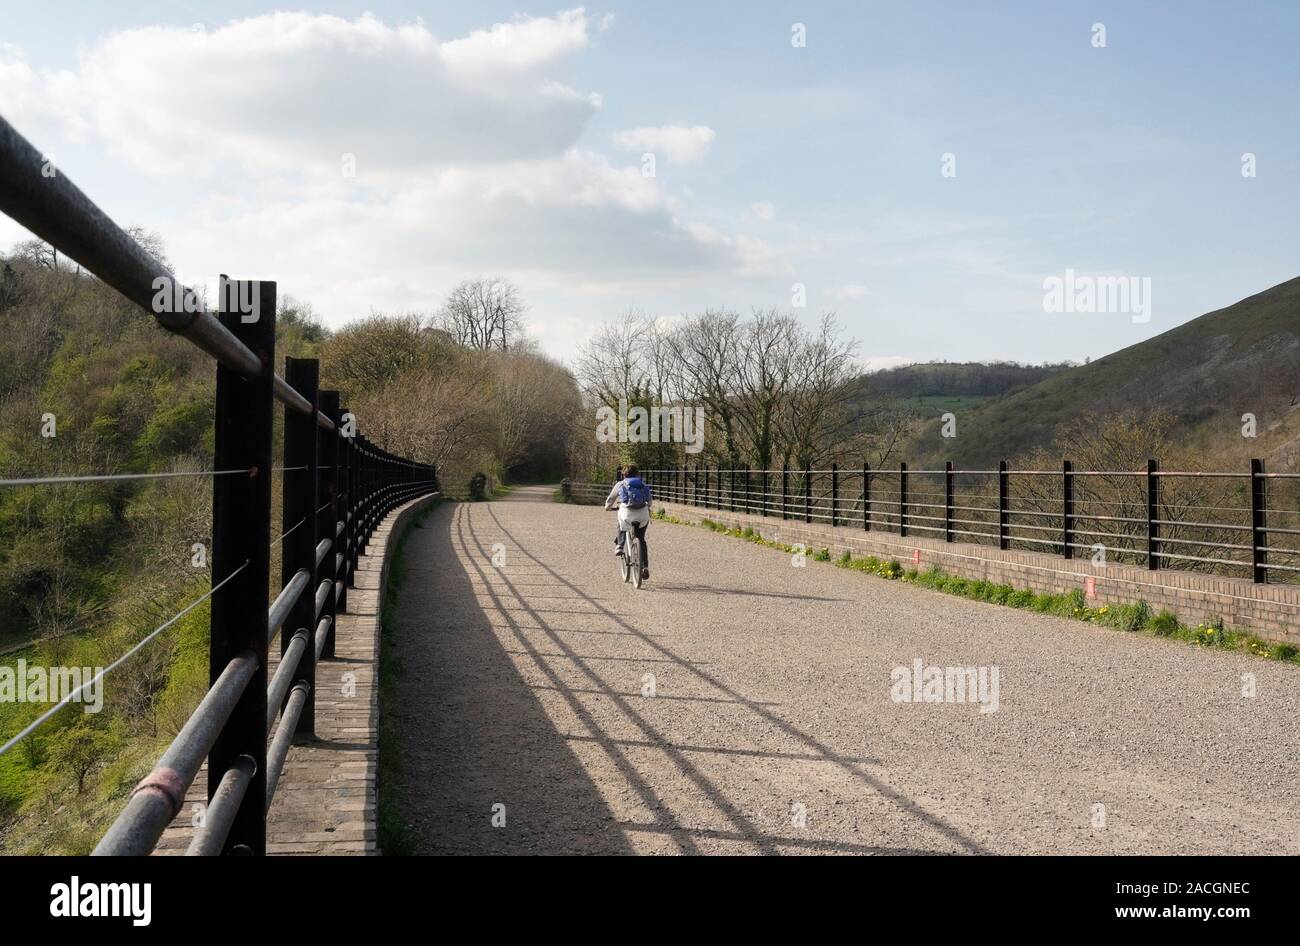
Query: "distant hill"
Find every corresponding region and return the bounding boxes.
[863,360,1074,400]
[901,276,1300,467]
[843,361,1075,437]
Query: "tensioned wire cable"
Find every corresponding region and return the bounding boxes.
[271,516,308,548]
[1,465,313,488]
[0,560,250,759]
[0,468,253,488]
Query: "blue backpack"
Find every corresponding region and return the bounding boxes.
[619,476,651,509]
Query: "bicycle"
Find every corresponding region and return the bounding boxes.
[616,518,647,589]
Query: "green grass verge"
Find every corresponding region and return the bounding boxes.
[375,500,438,856]
[653,509,1300,666]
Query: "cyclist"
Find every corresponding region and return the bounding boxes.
[609,466,625,554]
[604,463,651,579]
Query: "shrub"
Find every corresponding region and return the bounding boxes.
[1028,594,1054,613]
[1193,622,1227,647]
[46,718,123,794]
[1146,610,1179,636]
[1106,600,1149,632]
[135,394,209,458]
[1008,589,1035,609]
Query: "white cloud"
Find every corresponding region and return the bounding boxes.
[0,10,787,358]
[751,201,775,221]
[681,222,787,277]
[612,125,716,163]
[439,7,590,70]
[831,283,867,301]
[157,144,782,345]
[0,11,602,175]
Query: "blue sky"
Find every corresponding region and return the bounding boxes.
[1,1,1296,368]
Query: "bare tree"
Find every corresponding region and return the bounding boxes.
[491,350,582,476]
[321,313,450,399]
[574,307,867,474]
[125,226,169,269]
[778,314,861,468]
[0,262,25,312]
[665,309,743,465]
[731,309,797,470]
[574,308,656,408]
[1015,410,1237,569]
[438,277,527,351]
[846,401,915,467]
[11,238,60,271]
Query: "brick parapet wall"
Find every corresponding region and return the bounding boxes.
[155,492,439,856]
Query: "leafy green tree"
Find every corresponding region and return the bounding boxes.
[46,718,122,794]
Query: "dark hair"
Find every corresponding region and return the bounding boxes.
[624,464,639,478]
[615,465,625,478]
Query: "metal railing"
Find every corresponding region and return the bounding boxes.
[601,462,1300,584]
[0,114,440,855]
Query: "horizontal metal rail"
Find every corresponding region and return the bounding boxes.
[0,114,334,432]
[314,579,333,618]
[267,569,311,645]
[1,110,443,857]
[627,462,1296,585]
[266,631,309,733]
[265,683,310,807]
[314,616,333,662]
[93,651,259,856]
[185,754,256,856]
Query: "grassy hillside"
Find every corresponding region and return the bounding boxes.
[861,360,1074,400]
[0,251,583,852]
[840,362,1075,453]
[905,276,1300,467]
[0,256,329,850]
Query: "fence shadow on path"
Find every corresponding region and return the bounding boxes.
[479,504,991,855]
[383,500,990,854]
[381,503,633,854]
[652,582,851,603]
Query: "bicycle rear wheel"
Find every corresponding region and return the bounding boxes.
[619,530,631,582]
[629,531,643,589]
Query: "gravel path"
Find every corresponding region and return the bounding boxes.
[383,496,1300,855]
